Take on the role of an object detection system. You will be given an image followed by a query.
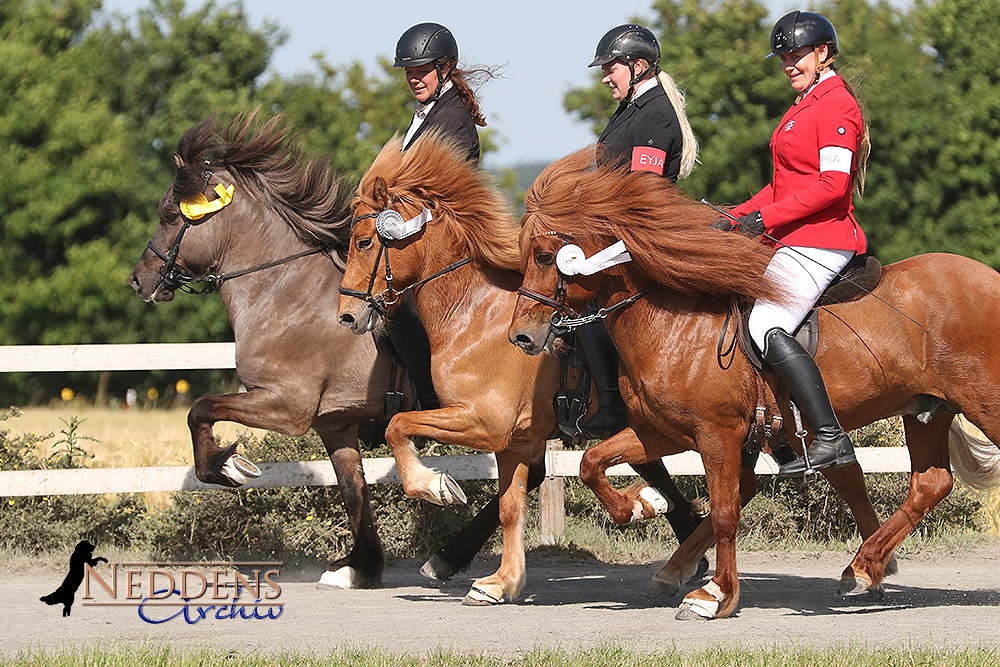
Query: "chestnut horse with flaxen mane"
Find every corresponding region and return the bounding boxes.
[508,147,1000,619]
[336,131,710,605]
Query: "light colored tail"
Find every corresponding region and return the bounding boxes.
[948,416,1000,493]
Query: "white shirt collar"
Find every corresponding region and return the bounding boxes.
[798,69,838,102]
[630,76,659,102]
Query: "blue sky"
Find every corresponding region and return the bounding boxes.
[99,0,908,167]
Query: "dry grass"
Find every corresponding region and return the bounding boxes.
[6,405,266,509]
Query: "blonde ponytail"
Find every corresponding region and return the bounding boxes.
[656,70,699,179]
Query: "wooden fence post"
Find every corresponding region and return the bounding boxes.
[538,439,565,544]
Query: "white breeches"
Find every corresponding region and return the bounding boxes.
[748,246,856,350]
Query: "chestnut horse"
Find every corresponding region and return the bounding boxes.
[508,147,1000,619]
[129,113,549,589]
[336,132,709,604]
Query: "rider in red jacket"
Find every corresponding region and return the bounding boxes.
[722,11,871,477]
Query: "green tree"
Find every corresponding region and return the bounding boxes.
[563,0,1000,268]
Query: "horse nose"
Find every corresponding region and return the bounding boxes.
[338,313,356,327]
[510,331,536,351]
[128,271,142,294]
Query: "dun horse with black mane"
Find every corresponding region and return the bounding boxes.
[508,147,1000,619]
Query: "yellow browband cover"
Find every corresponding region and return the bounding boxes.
[179,183,235,220]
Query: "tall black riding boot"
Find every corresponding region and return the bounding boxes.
[761,327,857,477]
[387,295,440,411]
[559,319,628,439]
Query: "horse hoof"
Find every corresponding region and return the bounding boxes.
[316,566,358,590]
[420,555,456,581]
[462,585,505,606]
[640,486,673,514]
[838,575,872,597]
[675,602,713,621]
[220,454,261,486]
[644,576,681,599]
[431,473,467,506]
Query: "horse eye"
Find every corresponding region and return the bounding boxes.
[357,237,373,250]
[536,251,555,266]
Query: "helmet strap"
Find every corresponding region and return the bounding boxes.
[431,61,451,102]
[626,60,657,102]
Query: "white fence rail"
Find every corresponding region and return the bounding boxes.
[0,344,912,499]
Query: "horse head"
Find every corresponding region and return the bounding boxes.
[337,173,432,334]
[509,228,610,355]
[338,131,520,335]
[131,112,354,304]
[130,121,242,303]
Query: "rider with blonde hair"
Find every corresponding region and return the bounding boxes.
[562,23,700,440]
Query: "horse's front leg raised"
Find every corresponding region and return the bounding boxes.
[384,406,498,506]
[188,388,313,487]
[840,414,954,597]
[579,429,677,524]
[463,446,536,605]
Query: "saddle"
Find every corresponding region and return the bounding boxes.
[734,253,881,467]
[739,253,882,369]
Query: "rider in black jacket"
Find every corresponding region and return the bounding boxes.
[562,24,699,440]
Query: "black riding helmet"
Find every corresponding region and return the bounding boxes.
[394,22,459,103]
[590,24,660,102]
[767,11,839,58]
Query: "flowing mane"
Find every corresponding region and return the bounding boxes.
[173,111,355,252]
[523,147,782,301]
[356,131,521,270]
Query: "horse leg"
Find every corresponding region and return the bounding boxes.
[579,429,676,525]
[677,436,743,620]
[840,413,954,597]
[315,426,385,590]
[187,389,314,487]
[421,461,545,581]
[821,463,898,576]
[383,407,499,505]
[632,457,711,579]
[648,465,756,598]
[463,447,533,605]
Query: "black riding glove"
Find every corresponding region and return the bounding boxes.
[735,211,765,237]
[710,217,734,231]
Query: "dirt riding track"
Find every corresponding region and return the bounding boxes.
[6,545,1000,657]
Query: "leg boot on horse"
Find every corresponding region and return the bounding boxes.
[762,328,857,476]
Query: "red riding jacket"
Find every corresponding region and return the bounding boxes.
[730,73,866,253]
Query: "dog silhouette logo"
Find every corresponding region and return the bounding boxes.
[40,540,107,617]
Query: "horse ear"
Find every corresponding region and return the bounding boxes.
[373,177,389,208]
[173,153,184,170]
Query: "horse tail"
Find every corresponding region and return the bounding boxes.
[948,416,1000,493]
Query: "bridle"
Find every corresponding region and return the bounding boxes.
[146,172,331,296]
[515,231,580,335]
[337,208,471,316]
[515,230,656,335]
